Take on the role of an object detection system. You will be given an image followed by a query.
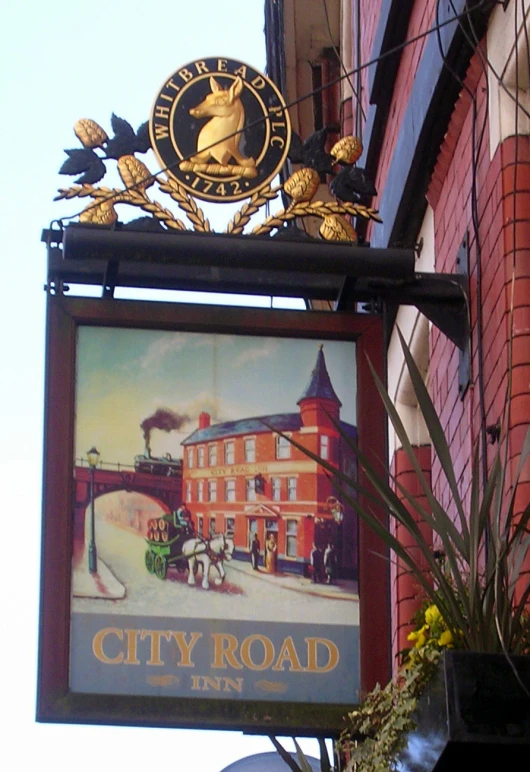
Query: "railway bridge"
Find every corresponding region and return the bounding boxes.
[73,462,182,564]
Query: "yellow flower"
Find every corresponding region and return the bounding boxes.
[438,629,454,647]
[424,605,441,626]
[408,624,429,649]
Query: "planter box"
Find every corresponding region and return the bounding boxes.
[398,651,530,770]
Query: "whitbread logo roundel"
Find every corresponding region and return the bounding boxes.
[149,58,291,203]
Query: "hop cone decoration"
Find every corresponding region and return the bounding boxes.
[118,155,154,192]
[319,214,357,242]
[74,119,108,149]
[330,135,363,165]
[283,167,320,203]
[79,201,117,226]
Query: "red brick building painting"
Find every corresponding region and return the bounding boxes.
[181,345,358,577]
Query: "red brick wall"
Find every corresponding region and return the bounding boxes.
[390,445,432,667]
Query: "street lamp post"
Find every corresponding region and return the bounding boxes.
[87,446,100,574]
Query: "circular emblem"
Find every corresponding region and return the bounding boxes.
[149,58,291,203]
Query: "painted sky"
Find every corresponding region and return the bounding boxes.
[1,0,332,767]
[75,327,356,464]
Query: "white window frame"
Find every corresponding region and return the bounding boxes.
[225,440,235,465]
[276,434,291,459]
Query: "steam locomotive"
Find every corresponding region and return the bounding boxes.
[134,451,182,477]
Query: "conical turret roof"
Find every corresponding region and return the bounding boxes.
[297,345,342,406]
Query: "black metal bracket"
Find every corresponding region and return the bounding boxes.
[42,224,470,351]
[457,234,471,397]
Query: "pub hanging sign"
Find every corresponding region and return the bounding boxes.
[38,59,389,735]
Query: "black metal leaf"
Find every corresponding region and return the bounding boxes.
[105,135,138,159]
[135,121,151,154]
[59,148,99,176]
[330,165,378,203]
[74,156,107,185]
[287,127,336,176]
[121,216,167,232]
[287,131,304,164]
[111,113,135,137]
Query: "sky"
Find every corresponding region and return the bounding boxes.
[0,1,331,768]
[75,328,356,463]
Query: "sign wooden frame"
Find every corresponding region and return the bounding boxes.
[37,295,388,734]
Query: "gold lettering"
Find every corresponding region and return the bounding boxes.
[223,677,244,693]
[234,65,248,79]
[165,78,180,92]
[305,637,339,673]
[202,676,222,691]
[171,631,203,667]
[212,633,243,669]
[92,627,124,665]
[191,675,202,691]
[154,124,169,140]
[179,68,194,82]
[272,636,304,672]
[269,106,283,117]
[124,628,141,665]
[195,60,209,74]
[240,635,275,671]
[251,75,266,89]
[155,105,170,119]
[217,59,228,72]
[141,629,171,666]
[271,136,286,148]
[271,122,285,132]
[159,93,173,103]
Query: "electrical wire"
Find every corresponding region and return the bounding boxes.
[53,0,494,227]
[320,0,366,124]
[435,0,490,497]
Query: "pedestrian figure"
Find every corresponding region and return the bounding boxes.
[265,533,278,573]
[324,542,338,584]
[250,532,261,570]
[311,543,324,583]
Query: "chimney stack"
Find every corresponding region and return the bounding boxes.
[198,412,211,429]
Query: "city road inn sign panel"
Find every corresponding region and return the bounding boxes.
[39,57,389,733]
[150,58,291,202]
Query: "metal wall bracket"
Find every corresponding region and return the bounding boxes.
[456,233,471,397]
[42,224,470,351]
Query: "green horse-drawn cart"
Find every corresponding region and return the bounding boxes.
[144,511,194,580]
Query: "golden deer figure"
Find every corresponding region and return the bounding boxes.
[187,76,256,176]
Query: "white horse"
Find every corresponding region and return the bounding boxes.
[182,533,234,590]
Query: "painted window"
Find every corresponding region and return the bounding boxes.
[272,477,281,501]
[286,519,298,557]
[225,440,235,465]
[208,479,217,502]
[197,480,204,502]
[186,447,193,468]
[276,435,291,459]
[209,517,216,535]
[208,444,217,466]
[225,517,235,534]
[185,481,192,502]
[198,446,205,468]
[320,435,329,460]
[287,477,297,501]
[246,477,256,501]
[225,479,236,502]
[244,436,256,462]
[197,515,203,536]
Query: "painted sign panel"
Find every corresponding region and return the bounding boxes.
[71,327,359,703]
[38,297,388,733]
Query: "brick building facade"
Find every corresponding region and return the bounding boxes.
[180,345,358,576]
[266,0,530,676]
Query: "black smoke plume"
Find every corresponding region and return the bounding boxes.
[141,407,190,455]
